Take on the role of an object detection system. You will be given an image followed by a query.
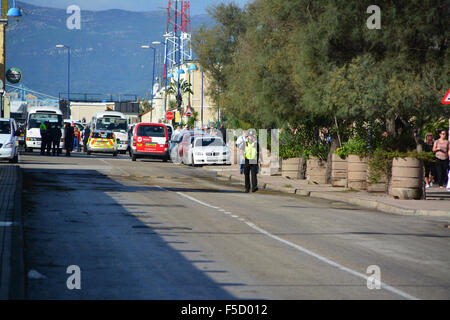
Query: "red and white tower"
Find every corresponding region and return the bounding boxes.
[163,0,192,87]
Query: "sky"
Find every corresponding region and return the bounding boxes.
[17,0,251,15]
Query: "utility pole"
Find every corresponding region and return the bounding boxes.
[0,0,7,117]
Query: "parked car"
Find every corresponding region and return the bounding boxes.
[86,130,118,156]
[130,123,170,162]
[181,135,230,166]
[0,118,20,163]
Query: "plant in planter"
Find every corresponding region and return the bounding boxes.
[304,143,329,184]
[339,137,369,190]
[279,130,305,179]
[368,149,434,199]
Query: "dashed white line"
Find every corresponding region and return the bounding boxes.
[159,187,420,301]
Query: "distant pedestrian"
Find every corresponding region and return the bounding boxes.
[64,122,74,157]
[83,125,91,152]
[432,129,450,189]
[39,121,48,155]
[236,130,247,174]
[73,126,80,152]
[51,123,62,156]
[423,132,435,188]
[44,121,52,155]
[219,124,227,143]
[244,130,262,193]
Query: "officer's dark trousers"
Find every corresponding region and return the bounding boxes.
[52,140,60,156]
[244,160,258,191]
[40,138,47,154]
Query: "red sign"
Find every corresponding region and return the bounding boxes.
[184,105,194,117]
[166,111,174,120]
[442,88,450,104]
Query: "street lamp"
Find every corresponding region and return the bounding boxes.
[0,0,21,117]
[187,64,197,107]
[141,41,161,122]
[56,44,71,119]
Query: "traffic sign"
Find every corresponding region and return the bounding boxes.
[166,111,174,120]
[184,105,194,117]
[442,88,450,104]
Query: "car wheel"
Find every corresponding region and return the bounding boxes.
[132,153,137,161]
[113,152,118,157]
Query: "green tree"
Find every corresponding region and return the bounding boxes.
[165,79,193,109]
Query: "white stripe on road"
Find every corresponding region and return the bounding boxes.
[156,186,420,300]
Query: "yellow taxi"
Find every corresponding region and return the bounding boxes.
[87,130,118,156]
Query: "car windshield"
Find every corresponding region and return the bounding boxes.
[96,117,127,132]
[0,121,11,134]
[137,125,165,137]
[28,113,63,129]
[93,132,114,139]
[195,137,225,147]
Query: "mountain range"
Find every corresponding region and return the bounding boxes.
[5,1,212,99]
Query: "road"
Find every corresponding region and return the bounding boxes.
[13,152,450,299]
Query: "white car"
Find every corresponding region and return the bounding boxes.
[183,135,231,166]
[0,118,19,163]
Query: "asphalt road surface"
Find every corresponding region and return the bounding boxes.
[15,152,450,299]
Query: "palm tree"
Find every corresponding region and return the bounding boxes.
[165,79,193,109]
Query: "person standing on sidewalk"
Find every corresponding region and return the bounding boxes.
[244,130,262,193]
[432,129,450,190]
[423,132,435,188]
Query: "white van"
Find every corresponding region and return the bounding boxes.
[0,118,19,163]
[92,111,128,153]
[25,106,64,152]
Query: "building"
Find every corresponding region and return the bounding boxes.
[70,101,140,125]
[143,61,218,128]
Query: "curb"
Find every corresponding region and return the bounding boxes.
[9,166,25,299]
[214,171,450,217]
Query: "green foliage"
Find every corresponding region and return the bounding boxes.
[193,0,450,148]
[335,137,368,158]
[367,148,435,183]
[303,144,330,162]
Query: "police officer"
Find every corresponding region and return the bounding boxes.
[51,123,62,156]
[64,122,74,157]
[83,124,91,152]
[39,121,48,155]
[45,122,53,155]
[244,130,262,193]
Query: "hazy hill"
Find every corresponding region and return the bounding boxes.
[6,2,212,99]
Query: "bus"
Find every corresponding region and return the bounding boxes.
[25,106,64,152]
[91,111,129,153]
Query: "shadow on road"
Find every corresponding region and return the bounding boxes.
[22,168,241,299]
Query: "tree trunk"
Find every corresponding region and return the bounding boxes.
[326,134,339,184]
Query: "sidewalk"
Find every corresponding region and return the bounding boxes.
[0,165,25,299]
[204,164,450,217]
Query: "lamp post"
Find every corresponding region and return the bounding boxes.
[141,41,160,123]
[176,68,185,125]
[0,0,21,117]
[56,44,71,119]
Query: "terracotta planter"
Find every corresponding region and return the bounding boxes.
[281,157,305,179]
[331,154,347,187]
[347,155,368,190]
[389,157,423,200]
[306,157,327,184]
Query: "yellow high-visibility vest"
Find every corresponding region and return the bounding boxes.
[245,141,257,160]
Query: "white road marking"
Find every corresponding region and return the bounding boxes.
[161,189,420,301]
[0,221,15,227]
